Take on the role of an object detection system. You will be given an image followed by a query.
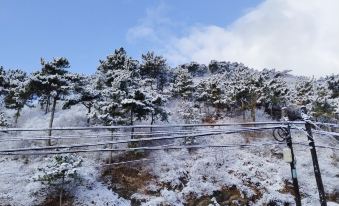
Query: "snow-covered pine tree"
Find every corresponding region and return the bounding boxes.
[179,62,208,77]
[35,154,82,206]
[310,79,337,121]
[293,77,314,108]
[93,87,126,126]
[172,68,195,100]
[312,97,336,122]
[259,69,289,119]
[230,66,261,121]
[137,71,170,131]
[0,67,5,127]
[193,80,209,114]
[208,61,238,74]
[326,74,339,99]
[149,93,169,126]
[208,80,229,114]
[63,75,99,125]
[178,100,201,124]
[94,48,140,126]
[30,57,76,144]
[97,47,139,89]
[121,89,153,127]
[325,74,339,119]
[0,66,6,97]
[178,100,201,144]
[121,89,153,146]
[3,69,33,125]
[140,51,168,90]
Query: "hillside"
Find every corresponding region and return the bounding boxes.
[0,51,339,206]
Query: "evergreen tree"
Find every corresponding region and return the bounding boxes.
[121,89,153,126]
[63,75,99,125]
[193,80,209,114]
[259,69,289,118]
[207,81,229,112]
[94,48,140,126]
[179,62,208,77]
[172,68,194,99]
[35,154,82,206]
[293,77,314,107]
[140,51,168,90]
[3,69,33,125]
[30,57,75,144]
[93,87,126,126]
[97,47,138,89]
[0,66,6,96]
[230,67,260,121]
[149,94,169,126]
[312,98,336,121]
[311,80,337,121]
[326,74,339,98]
[208,61,239,74]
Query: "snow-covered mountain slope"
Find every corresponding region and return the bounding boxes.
[0,105,338,206]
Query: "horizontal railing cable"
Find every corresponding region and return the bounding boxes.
[0,121,305,132]
[0,142,291,155]
[2,141,338,156]
[0,128,236,141]
[0,126,283,153]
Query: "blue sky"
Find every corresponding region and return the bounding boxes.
[1,0,339,77]
[0,0,262,74]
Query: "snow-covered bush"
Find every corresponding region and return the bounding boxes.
[34,154,83,205]
[0,111,9,127]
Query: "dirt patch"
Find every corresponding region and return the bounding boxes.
[186,185,261,206]
[202,115,218,124]
[278,180,305,199]
[327,190,339,203]
[101,151,154,201]
[40,194,74,206]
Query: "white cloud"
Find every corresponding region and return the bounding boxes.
[165,0,339,77]
[127,2,179,45]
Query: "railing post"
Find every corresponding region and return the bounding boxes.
[302,107,327,206]
[109,129,114,164]
[282,107,302,206]
[285,123,302,206]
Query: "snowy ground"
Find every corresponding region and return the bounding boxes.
[0,105,338,205]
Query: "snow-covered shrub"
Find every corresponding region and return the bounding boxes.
[34,154,83,205]
[0,111,9,127]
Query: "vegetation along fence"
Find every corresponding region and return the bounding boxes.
[0,119,338,206]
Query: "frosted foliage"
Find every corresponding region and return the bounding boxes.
[0,51,338,205]
[35,154,82,186]
[0,112,9,127]
[172,68,194,99]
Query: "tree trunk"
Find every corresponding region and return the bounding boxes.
[241,100,246,121]
[150,113,154,133]
[87,105,91,125]
[270,104,273,117]
[59,188,62,206]
[130,109,134,140]
[251,95,257,122]
[48,97,57,146]
[45,96,50,114]
[109,129,114,164]
[251,106,256,122]
[14,108,21,126]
